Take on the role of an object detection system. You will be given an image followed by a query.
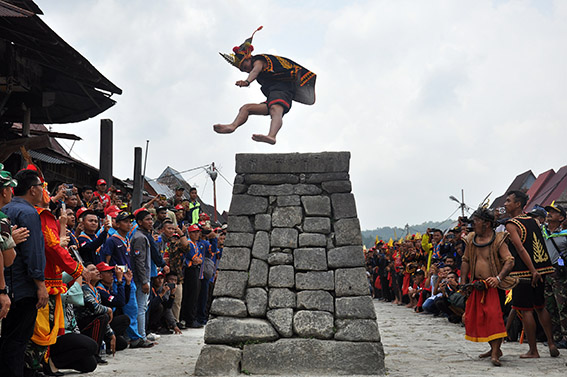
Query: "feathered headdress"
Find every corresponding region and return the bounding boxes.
[20,146,49,202]
[219,26,263,68]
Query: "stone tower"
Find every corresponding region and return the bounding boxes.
[194,152,385,376]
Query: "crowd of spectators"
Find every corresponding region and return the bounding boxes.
[0,164,225,377]
[365,196,567,356]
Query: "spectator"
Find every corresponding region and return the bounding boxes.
[196,224,219,325]
[95,262,131,353]
[180,224,203,328]
[0,164,25,320]
[542,202,567,349]
[173,204,188,228]
[186,188,201,225]
[81,185,95,209]
[147,272,181,335]
[77,207,110,265]
[93,179,110,209]
[153,206,169,230]
[161,222,189,326]
[0,169,48,377]
[169,187,186,207]
[100,211,147,347]
[74,264,115,364]
[131,209,154,344]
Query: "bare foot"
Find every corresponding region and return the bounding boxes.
[519,352,540,358]
[491,357,502,366]
[251,134,276,145]
[480,350,502,358]
[213,124,236,134]
[549,345,560,357]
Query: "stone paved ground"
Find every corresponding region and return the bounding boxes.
[377,300,566,377]
[75,301,567,376]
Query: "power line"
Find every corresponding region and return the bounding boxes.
[216,168,234,187]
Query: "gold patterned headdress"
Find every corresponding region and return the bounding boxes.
[220,26,263,68]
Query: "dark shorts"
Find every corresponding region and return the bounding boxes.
[512,279,546,311]
[264,90,293,114]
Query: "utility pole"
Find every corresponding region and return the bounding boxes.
[208,163,218,223]
[461,189,465,217]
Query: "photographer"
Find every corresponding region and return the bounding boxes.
[95,262,132,354]
[147,272,180,335]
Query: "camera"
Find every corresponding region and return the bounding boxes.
[166,283,176,290]
[117,265,128,273]
[65,184,74,197]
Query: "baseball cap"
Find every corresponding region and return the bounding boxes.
[187,224,200,232]
[176,186,185,191]
[545,201,566,218]
[174,204,184,211]
[0,163,17,188]
[134,208,151,222]
[96,262,114,272]
[76,207,96,219]
[116,211,134,222]
[527,207,547,219]
[97,179,107,186]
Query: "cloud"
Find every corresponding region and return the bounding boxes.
[36,0,567,229]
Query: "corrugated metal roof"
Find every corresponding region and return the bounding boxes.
[147,180,175,198]
[15,149,66,164]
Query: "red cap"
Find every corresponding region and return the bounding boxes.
[76,207,96,219]
[97,179,107,186]
[96,262,114,272]
[108,211,119,219]
[187,224,200,232]
[175,204,184,211]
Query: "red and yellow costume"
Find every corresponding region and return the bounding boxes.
[32,207,83,346]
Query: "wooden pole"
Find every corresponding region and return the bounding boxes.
[132,147,143,211]
[100,119,113,186]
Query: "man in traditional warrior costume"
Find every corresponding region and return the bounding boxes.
[214,26,317,145]
[461,208,515,366]
[504,190,559,359]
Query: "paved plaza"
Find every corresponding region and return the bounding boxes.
[85,300,566,376]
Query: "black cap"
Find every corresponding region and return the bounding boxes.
[545,202,566,218]
[116,211,134,222]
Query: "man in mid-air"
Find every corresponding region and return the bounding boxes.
[214,26,317,145]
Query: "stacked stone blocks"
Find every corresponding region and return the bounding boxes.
[195,152,384,376]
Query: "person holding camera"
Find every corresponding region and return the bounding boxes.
[96,262,132,353]
[542,202,567,349]
[148,271,180,335]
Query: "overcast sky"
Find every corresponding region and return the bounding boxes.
[36,0,567,230]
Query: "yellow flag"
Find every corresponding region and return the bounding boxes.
[388,238,393,247]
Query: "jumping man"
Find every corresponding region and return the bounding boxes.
[214,26,317,145]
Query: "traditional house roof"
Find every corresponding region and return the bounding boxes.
[0,0,121,124]
[525,169,555,211]
[490,170,535,209]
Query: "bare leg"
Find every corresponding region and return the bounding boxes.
[252,104,284,145]
[519,310,540,358]
[214,103,268,134]
[534,307,560,357]
[489,338,503,366]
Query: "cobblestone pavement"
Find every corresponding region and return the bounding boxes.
[74,301,567,376]
[376,300,566,377]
